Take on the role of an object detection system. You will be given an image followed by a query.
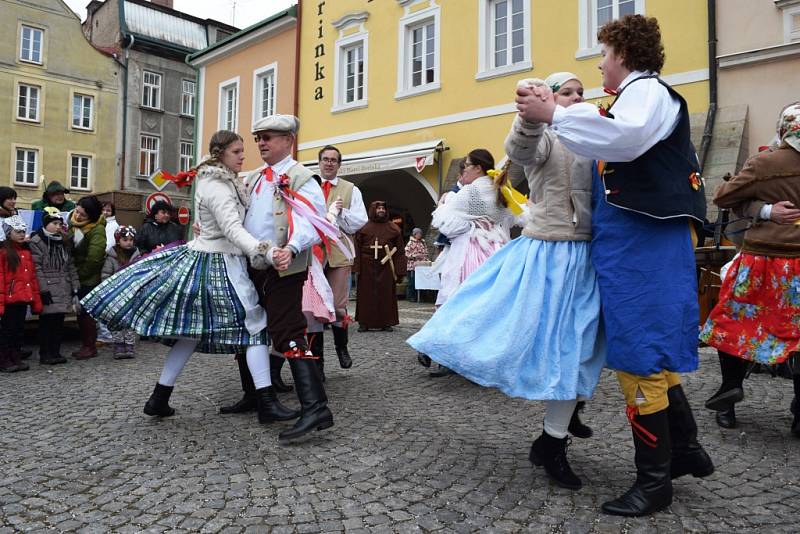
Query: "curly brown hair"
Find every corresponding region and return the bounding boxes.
[597,14,665,74]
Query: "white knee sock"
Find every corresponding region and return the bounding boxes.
[543,399,579,439]
[246,345,271,389]
[158,339,198,386]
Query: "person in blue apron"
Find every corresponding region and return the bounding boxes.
[514,14,714,516]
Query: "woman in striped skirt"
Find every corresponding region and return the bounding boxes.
[82,130,298,425]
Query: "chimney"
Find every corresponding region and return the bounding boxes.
[150,0,174,9]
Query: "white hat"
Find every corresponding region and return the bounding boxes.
[544,72,580,92]
[3,214,27,236]
[778,102,800,153]
[252,114,299,134]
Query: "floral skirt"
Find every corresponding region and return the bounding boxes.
[700,253,800,364]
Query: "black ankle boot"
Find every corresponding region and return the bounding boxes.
[529,431,582,490]
[716,406,736,428]
[332,326,352,369]
[256,386,300,424]
[667,385,714,479]
[143,383,175,417]
[279,359,334,445]
[271,354,293,393]
[705,352,747,411]
[568,401,592,439]
[791,375,799,437]
[601,409,673,517]
[220,353,257,414]
[309,333,325,382]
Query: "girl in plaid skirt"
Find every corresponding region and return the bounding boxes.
[82,131,298,424]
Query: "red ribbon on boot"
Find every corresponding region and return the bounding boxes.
[626,405,658,448]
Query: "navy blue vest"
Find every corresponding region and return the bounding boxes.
[601,76,706,222]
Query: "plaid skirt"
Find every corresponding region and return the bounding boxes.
[82,245,267,354]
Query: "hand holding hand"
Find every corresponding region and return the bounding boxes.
[770,201,800,224]
[272,247,293,271]
[515,85,556,124]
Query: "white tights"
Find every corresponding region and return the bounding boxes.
[543,399,579,439]
[158,340,271,389]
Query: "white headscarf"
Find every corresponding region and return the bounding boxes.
[544,72,580,92]
[777,102,800,153]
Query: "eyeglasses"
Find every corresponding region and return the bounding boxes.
[320,157,340,164]
[253,132,290,143]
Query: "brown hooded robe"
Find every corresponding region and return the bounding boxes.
[353,201,407,329]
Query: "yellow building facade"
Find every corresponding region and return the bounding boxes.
[296,0,710,231]
[0,0,120,208]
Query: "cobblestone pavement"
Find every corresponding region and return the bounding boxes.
[2,301,799,533]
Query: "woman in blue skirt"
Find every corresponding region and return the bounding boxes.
[82,130,297,424]
[408,73,605,490]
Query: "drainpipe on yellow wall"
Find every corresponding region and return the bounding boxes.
[118,0,134,191]
[293,0,303,161]
[699,0,717,170]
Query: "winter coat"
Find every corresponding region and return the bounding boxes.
[0,242,43,315]
[70,217,107,288]
[136,218,184,254]
[31,198,76,213]
[101,246,141,281]
[29,230,80,315]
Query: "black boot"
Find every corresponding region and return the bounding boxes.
[271,354,293,393]
[601,409,673,517]
[417,352,432,368]
[255,386,300,424]
[279,359,334,445]
[332,325,352,369]
[143,383,175,417]
[220,353,257,414]
[309,333,325,382]
[528,431,582,490]
[667,385,714,479]
[568,401,592,439]
[705,352,748,411]
[429,364,454,377]
[791,374,800,437]
[715,406,736,428]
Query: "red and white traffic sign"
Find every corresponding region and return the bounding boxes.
[177,206,190,225]
[145,192,172,214]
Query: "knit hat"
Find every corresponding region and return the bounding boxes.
[411,227,423,237]
[3,214,27,236]
[42,206,63,227]
[544,72,580,92]
[44,181,70,195]
[114,225,137,242]
[778,102,800,153]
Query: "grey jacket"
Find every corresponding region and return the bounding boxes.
[29,231,80,315]
[102,246,141,280]
[504,116,593,242]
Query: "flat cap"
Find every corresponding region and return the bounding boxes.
[252,114,299,134]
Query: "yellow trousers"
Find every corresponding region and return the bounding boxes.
[617,370,682,415]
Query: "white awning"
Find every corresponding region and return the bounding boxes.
[303,139,443,176]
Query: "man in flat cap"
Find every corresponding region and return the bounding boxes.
[226,114,334,444]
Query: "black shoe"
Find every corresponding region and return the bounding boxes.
[357,325,367,332]
[18,348,32,360]
[381,326,394,332]
[279,359,333,445]
[705,386,744,411]
[39,354,67,365]
[429,364,454,378]
[706,352,748,411]
[256,387,300,424]
[529,431,582,490]
[332,326,352,369]
[715,406,736,428]
[601,409,673,517]
[568,401,592,439]
[143,383,175,417]
[417,352,432,368]
[667,385,714,479]
[271,354,293,393]
[219,394,256,414]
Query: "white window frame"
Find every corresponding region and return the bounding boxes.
[218,76,239,131]
[780,3,800,43]
[477,0,532,80]
[13,147,39,186]
[396,2,441,100]
[576,0,645,59]
[68,153,93,191]
[142,70,162,109]
[19,25,43,64]
[333,33,368,112]
[181,79,196,116]
[72,93,94,130]
[252,64,278,125]
[139,134,160,176]
[179,141,194,172]
[17,83,40,122]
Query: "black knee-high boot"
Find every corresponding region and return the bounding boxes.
[220,353,257,414]
[309,333,325,382]
[667,385,714,479]
[332,325,352,368]
[601,409,673,517]
[271,353,293,393]
[705,351,748,411]
[279,358,333,445]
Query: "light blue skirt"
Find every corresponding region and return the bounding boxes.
[407,237,606,400]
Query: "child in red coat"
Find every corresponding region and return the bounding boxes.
[0,215,43,372]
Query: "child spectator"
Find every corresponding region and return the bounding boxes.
[0,186,19,241]
[0,216,42,372]
[102,226,140,359]
[30,208,80,365]
[404,227,429,301]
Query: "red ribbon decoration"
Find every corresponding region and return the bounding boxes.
[160,169,197,188]
[626,405,658,448]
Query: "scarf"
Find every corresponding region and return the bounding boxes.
[69,212,103,246]
[37,228,68,271]
[114,245,135,267]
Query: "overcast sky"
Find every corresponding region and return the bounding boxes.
[64,0,295,28]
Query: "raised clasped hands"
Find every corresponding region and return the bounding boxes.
[272,247,293,271]
[515,82,556,125]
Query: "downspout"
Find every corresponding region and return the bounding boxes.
[436,145,444,196]
[118,0,134,191]
[699,0,717,170]
[292,1,302,161]
[185,54,201,238]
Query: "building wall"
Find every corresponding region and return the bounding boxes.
[0,0,120,208]
[295,0,710,231]
[198,25,297,170]
[83,0,122,49]
[717,0,800,156]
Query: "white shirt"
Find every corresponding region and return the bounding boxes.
[551,70,681,162]
[104,216,119,251]
[243,154,325,254]
[321,176,368,235]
